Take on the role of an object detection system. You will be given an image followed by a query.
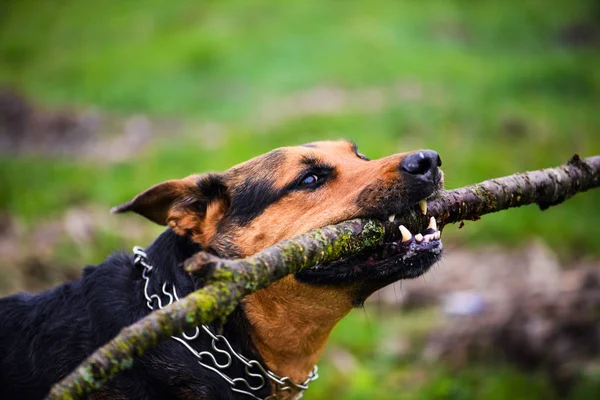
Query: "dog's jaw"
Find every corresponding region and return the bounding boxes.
[295,212,444,304]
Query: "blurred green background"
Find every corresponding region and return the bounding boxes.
[1,0,599,399]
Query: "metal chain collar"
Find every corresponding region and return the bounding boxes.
[133,246,318,400]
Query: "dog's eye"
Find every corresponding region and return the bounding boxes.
[293,165,333,190]
[299,174,319,186]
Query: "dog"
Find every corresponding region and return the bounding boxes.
[0,140,443,400]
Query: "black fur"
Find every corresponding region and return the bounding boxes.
[227,178,284,226]
[196,173,230,212]
[0,229,269,400]
[226,150,286,226]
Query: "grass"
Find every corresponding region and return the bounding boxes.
[2,1,599,116]
[1,0,600,398]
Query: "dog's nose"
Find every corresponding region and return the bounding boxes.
[401,150,442,177]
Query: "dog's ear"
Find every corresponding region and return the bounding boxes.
[111,173,229,242]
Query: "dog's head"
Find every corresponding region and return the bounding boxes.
[113,140,443,301]
[114,140,444,383]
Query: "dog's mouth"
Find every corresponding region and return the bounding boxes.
[295,198,443,303]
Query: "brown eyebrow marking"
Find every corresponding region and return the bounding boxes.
[300,154,323,166]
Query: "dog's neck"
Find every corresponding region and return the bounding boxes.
[243,278,354,383]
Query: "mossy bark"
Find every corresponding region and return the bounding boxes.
[427,154,600,228]
[47,155,600,400]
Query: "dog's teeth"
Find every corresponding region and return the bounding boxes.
[423,234,434,242]
[428,216,437,231]
[434,231,441,240]
[415,233,423,242]
[399,225,412,242]
[388,214,396,222]
[419,200,428,215]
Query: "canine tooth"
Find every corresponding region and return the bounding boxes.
[434,231,441,240]
[415,233,423,242]
[388,214,396,222]
[399,225,412,242]
[419,200,428,215]
[423,234,434,242]
[428,216,437,231]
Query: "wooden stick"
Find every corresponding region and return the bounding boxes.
[47,154,600,399]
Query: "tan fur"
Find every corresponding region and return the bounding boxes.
[243,276,354,383]
[195,200,228,244]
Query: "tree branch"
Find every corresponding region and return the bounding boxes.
[429,154,600,227]
[47,155,600,400]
